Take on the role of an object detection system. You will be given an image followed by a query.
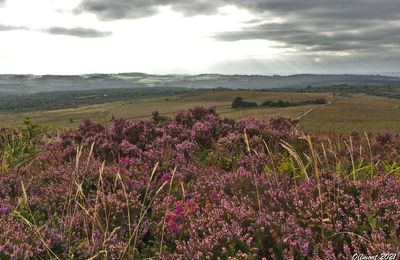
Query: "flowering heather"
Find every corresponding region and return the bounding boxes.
[0,107,399,259]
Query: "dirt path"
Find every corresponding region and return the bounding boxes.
[296,107,315,120]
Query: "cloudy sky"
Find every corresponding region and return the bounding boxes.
[0,0,399,75]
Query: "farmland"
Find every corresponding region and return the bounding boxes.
[1,89,399,134]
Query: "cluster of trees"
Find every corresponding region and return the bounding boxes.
[231,97,258,108]
[232,96,327,109]
[298,84,400,99]
[261,98,327,107]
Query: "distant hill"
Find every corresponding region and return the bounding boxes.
[1,73,400,94]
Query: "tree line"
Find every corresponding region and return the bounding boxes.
[231,96,327,109]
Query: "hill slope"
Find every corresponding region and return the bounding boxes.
[1,73,400,93]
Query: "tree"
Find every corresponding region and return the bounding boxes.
[261,100,273,107]
[232,97,244,108]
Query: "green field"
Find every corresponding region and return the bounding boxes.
[1,90,399,134]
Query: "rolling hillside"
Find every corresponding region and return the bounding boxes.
[1,73,400,93]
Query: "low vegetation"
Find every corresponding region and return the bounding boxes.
[231,96,258,108]
[0,88,191,112]
[292,84,400,99]
[0,118,45,172]
[1,90,400,133]
[232,96,327,108]
[261,98,327,108]
[1,107,399,258]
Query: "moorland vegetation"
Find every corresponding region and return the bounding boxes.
[0,107,399,258]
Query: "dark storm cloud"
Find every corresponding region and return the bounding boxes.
[213,0,400,55]
[75,0,223,20]
[76,0,400,21]
[75,0,400,52]
[216,22,400,53]
[45,27,112,38]
[76,1,161,20]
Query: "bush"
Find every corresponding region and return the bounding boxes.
[0,118,45,172]
[231,96,258,108]
[261,98,327,108]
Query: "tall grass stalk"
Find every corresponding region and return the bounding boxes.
[300,135,325,243]
[244,130,262,212]
[159,166,177,256]
[12,181,61,259]
[281,140,309,181]
[263,140,276,172]
[120,162,161,258]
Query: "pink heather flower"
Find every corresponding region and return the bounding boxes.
[119,140,139,154]
[120,157,134,166]
[168,223,183,234]
[166,212,183,234]
[161,172,171,183]
[300,241,309,256]
[175,140,194,152]
[165,200,199,234]
[175,204,184,215]
[0,205,11,216]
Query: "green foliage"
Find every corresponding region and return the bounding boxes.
[261,98,327,108]
[232,97,327,109]
[204,150,241,171]
[231,96,258,108]
[151,111,169,125]
[0,118,45,171]
[0,87,191,112]
[382,161,400,176]
[298,84,400,99]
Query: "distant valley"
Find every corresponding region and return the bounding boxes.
[1,73,400,94]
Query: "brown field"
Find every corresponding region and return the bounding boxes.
[0,90,399,134]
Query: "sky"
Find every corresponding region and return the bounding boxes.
[0,0,399,75]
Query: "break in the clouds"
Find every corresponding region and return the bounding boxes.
[45,27,112,38]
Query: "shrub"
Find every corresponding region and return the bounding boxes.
[0,118,45,172]
[231,96,258,108]
[0,107,399,258]
[261,98,327,108]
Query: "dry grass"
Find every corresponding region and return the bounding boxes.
[178,90,328,103]
[0,91,399,134]
[301,94,400,134]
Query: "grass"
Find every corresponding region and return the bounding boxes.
[0,90,399,134]
[301,94,400,134]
